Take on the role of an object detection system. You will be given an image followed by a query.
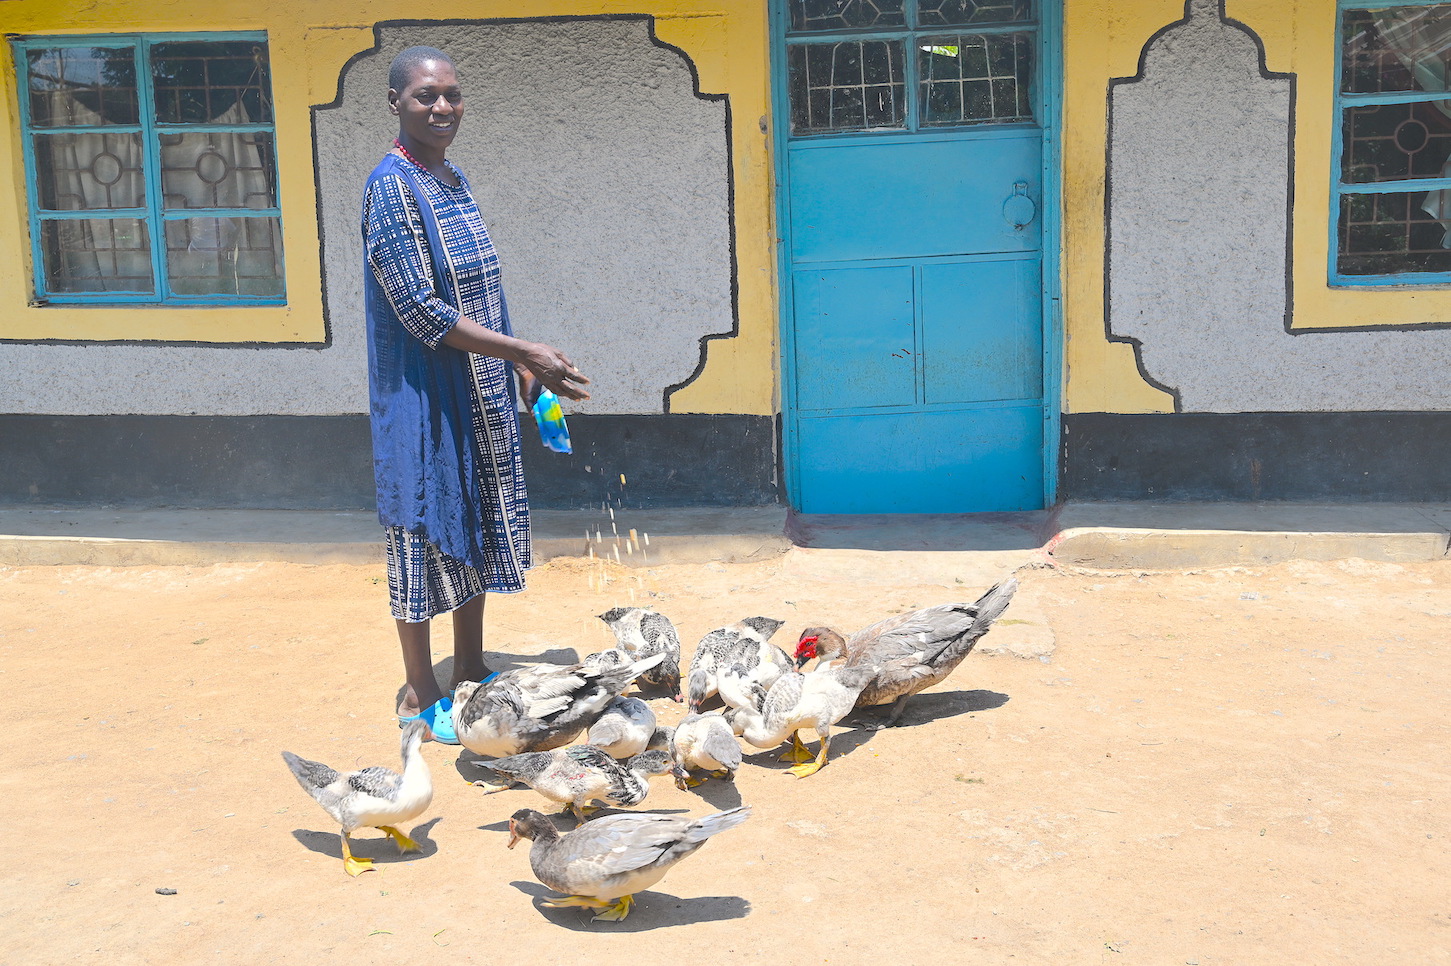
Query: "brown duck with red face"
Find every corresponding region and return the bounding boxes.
[792,577,1018,729]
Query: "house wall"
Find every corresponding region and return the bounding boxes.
[1061,0,1451,500]
[0,1,779,508]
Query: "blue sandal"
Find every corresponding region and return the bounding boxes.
[399,697,458,745]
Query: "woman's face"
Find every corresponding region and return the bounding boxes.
[389,58,464,150]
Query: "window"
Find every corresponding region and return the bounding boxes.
[1334,2,1451,284]
[14,33,284,304]
[784,0,1036,136]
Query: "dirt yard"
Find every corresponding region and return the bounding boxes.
[2,547,1448,965]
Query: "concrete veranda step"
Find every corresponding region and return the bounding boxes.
[0,502,1448,569]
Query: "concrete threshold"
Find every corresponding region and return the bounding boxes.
[0,505,790,568]
[1,501,1448,570]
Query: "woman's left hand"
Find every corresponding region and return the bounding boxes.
[520,342,591,401]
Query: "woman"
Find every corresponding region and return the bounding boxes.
[362,46,590,743]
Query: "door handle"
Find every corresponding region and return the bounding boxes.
[1002,181,1037,230]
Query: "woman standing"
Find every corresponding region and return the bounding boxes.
[362,46,590,743]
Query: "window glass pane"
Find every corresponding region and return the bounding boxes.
[1342,5,1451,94]
[919,0,1032,27]
[26,46,138,127]
[790,0,906,31]
[39,218,154,293]
[789,41,906,134]
[1338,190,1451,275]
[159,131,278,209]
[32,131,146,210]
[919,32,1035,126]
[1341,102,1451,183]
[164,216,284,297]
[151,40,273,124]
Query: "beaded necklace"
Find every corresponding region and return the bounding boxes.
[392,137,431,172]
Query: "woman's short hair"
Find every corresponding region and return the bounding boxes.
[389,46,455,92]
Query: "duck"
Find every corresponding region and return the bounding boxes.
[586,695,663,759]
[474,745,683,821]
[792,577,1018,729]
[452,652,665,759]
[281,719,433,876]
[723,659,877,778]
[685,616,789,711]
[507,805,752,921]
[597,607,684,700]
[666,712,743,788]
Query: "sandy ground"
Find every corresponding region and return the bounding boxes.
[2,547,1449,965]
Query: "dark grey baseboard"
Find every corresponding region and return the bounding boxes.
[0,413,778,510]
[1063,411,1451,502]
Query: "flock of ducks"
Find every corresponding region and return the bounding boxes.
[283,576,1018,920]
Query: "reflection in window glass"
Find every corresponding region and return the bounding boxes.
[32,131,147,211]
[918,0,1032,28]
[790,0,906,32]
[1338,191,1451,275]
[159,131,278,210]
[40,218,153,293]
[1341,101,1451,183]
[151,41,273,124]
[789,41,906,134]
[164,216,284,297]
[1341,5,1451,94]
[919,33,1034,126]
[26,47,138,126]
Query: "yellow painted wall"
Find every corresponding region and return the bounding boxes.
[1061,0,1450,415]
[0,1,776,415]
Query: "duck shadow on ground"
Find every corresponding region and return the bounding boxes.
[742,689,1009,773]
[681,777,744,810]
[509,881,751,931]
[290,817,441,865]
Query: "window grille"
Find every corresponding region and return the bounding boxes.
[785,0,1038,136]
[1334,2,1451,284]
[14,33,285,304]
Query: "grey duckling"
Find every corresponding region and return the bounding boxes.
[474,745,684,821]
[507,805,752,921]
[281,720,432,876]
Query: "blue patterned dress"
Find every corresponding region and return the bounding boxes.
[362,152,531,621]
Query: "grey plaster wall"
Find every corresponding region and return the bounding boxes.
[0,17,732,417]
[1107,0,1451,413]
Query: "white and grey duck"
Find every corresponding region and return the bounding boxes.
[451,652,664,759]
[663,712,743,788]
[473,745,683,821]
[597,606,684,700]
[586,694,669,759]
[281,719,433,876]
[723,657,878,779]
[685,616,790,711]
[792,577,1018,729]
[507,805,752,921]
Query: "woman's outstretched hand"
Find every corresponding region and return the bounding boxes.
[521,342,591,401]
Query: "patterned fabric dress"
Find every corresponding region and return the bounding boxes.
[362,153,531,622]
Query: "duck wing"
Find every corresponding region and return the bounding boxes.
[348,765,403,799]
[700,723,743,771]
[545,808,751,886]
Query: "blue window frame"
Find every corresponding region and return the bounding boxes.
[13,33,285,305]
[1333,1,1451,286]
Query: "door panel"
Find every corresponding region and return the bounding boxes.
[795,405,1045,514]
[793,265,917,411]
[921,258,1043,405]
[788,136,1041,263]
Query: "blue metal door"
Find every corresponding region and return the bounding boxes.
[775,1,1057,513]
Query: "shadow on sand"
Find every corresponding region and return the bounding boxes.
[509,880,751,931]
[289,816,442,867]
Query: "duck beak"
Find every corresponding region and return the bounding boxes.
[506,821,520,850]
